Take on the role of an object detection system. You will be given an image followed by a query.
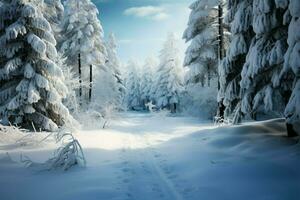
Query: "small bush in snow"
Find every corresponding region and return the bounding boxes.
[22,131,86,171]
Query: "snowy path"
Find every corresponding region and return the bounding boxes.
[115,128,183,200]
[0,112,300,200]
[84,112,209,200]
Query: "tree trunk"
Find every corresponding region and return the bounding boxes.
[89,64,92,102]
[217,3,225,120]
[251,112,257,120]
[207,65,211,87]
[201,78,204,87]
[218,4,225,60]
[78,53,82,105]
[286,123,298,137]
[170,103,176,113]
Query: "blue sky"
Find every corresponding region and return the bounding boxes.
[92,0,193,64]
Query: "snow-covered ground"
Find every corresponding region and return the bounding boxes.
[0,112,299,200]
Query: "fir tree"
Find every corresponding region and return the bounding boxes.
[218,0,254,123]
[125,60,141,110]
[105,33,125,109]
[60,0,107,102]
[183,0,219,87]
[240,0,291,119]
[281,0,300,136]
[0,0,72,131]
[43,0,64,38]
[154,34,184,113]
[140,57,157,109]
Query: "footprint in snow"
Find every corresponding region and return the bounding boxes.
[122,161,129,165]
[154,154,161,158]
[182,187,195,195]
[162,167,171,174]
[122,168,131,173]
[123,178,130,183]
[168,174,178,179]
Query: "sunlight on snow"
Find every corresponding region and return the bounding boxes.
[76,115,217,150]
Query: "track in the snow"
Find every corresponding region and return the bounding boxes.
[115,131,184,200]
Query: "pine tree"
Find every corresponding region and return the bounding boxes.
[0,0,72,131]
[140,57,157,109]
[218,0,254,123]
[239,0,292,120]
[281,0,300,136]
[125,61,141,110]
[60,0,107,103]
[154,34,184,113]
[105,33,125,109]
[183,0,219,87]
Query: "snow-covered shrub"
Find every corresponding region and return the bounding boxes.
[0,123,28,145]
[22,131,86,171]
[0,123,26,135]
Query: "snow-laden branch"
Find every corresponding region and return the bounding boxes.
[21,130,86,171]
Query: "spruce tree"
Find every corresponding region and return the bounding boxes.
[140,57,156,109]
[240,0,291,119]
[43,0,64,38]
[60,0,107,103]
[183,0,219,87]
[281,0,300,136]
[218,0,254,123]
[154,34,184,113]
[125,60,141,110]
[105,33,125,109]
[0,0,72,131]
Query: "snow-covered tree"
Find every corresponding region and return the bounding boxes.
[125,60,142,110]
[60,0,107,102]
[183,0,219,87]
[239,0,292,120]
[59,53,81,115]
[154,34,184,113]
[281,0,300,136]
[104,33,125,109]
[140,57,157,109]
[218,0,254,123]
[0,0,72,131]
[43,0,64,38]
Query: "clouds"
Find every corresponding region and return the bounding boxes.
[94,0,194,62]
[124,6,169,21]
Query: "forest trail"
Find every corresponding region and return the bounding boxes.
[77,112,211,200]
[0,112,300,200]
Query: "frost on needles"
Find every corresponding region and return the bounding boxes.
[0,0,72,131]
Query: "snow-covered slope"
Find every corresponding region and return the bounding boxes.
[0,113,299,200]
